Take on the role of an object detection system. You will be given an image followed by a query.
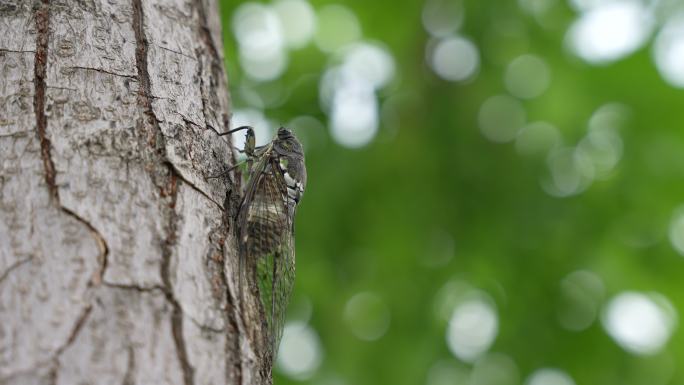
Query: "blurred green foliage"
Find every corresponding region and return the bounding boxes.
[219,0,684,384]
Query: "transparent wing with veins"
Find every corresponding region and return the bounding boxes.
[238,144,296,354]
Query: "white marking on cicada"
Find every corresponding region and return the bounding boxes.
[283,172,304,202]
[283,170,296,186]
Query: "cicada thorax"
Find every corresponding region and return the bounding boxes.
[274,128,307,207]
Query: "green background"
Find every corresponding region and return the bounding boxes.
[219,0,684,384]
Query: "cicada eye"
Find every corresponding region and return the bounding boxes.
[277,127,293,139]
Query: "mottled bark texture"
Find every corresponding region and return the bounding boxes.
[0,1,269,384]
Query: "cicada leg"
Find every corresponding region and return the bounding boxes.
[218,125,256,157]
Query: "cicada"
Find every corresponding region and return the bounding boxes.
[218,126,306,356]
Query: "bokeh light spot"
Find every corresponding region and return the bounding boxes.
[542,147,593,197]
[577,129,622,179]
[515,121,561,156]
[238,49,288,82]
[668,206,684,256]
[344,292,391,341]
[272,0,316,49]
[422,0,465,38]
[518,0,557,19]
[526,368,576,385]
[426,360,470,385]
[446,294,498,362]
[341,42,396,90]
[588,102,629,132]
[429,36,480,82]
[233,3,288,81]
[557,270,605,331]
[287,115,326,150]
[276,321,323,380]
[504,54,551,99]
[286,296,314,323]
[233,3,283,53]
[330,80,378,148]
[470,353,519,385]
[314,5,361,53]
[478,95,526,143]
[566,1,653,64]
[654,15,684,88]
[575,103,626,179]
[602,292,677,355]
[568,0,611,12]
[433,280,475,322]
[319,66,342,111]
[321,41,395,148]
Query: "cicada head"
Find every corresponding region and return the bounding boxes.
[275,127,305,157]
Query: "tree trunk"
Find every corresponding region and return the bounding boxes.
[0,1,269,384]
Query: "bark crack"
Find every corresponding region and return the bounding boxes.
[0,257,33,285]
[49,305,93,385]
[222,258,244,385]
[171,161,224,209]
[0,48,35,54]
[132,3,195,381]
[56,306,93,356]
[33,0,58,201]
[0,303,92,385]
[61,207,109,286]
[194,48,213,132]
[30,6,112,382]
[195,0,221,65]
[32,7,110,375]
[159,175,195,385]
[156,44,197,60]
[194,0,220,135]
[68,66,137,80]
[194,0,233,141]
[46,85,77,91]
[122,346,136,385]
[103,281,224,333]
[103,282,166,292]
[132,0,162,150]
[0,131,30,138]
[32,3,110,284]
[31,4,111,285]
[216,195,244,384]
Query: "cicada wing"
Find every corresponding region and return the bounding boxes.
[271,218,296,355]
[269,186,296,355]
[241,155,294,354]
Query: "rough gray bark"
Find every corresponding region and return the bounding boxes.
[0,1,270,384]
